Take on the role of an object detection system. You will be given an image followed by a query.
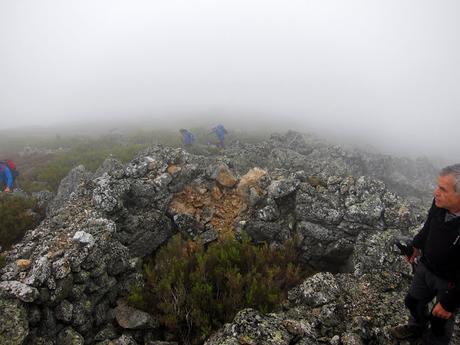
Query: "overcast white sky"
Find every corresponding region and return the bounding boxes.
[0,0,458,159]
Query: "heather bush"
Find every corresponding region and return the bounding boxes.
[129,233,310,345]
[0,195,42,250]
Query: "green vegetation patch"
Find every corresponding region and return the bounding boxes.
[129,234,310,345]
[0,195,42,250]
[33,138,146,191]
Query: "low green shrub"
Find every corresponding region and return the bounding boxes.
[0,195,42,250]
[129,234,310,345]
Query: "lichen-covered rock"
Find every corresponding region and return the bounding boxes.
[295,187,344,225]
[115,300,159,330]
[267,178,299,199]
[125,156,154,178]
[288,272,340,307]
[118,211,174,257]
[49,165,91,215]
[94,323,119,341]
[0,280,39,302]
[344,194,384,227]
[351,228,413,277]
[112,334,138,345]
[72,231,95,247]
[0,298,29,345]
[205,308,293,345]
[56,326,84,345]
[32,190,55,212]
[92,175,131,214]
[173,213,204,238]
[93,158,125,179]
[55,299,74,323]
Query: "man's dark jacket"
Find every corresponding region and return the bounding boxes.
[413,200,460,312]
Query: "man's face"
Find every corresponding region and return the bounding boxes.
[434,174,460,213]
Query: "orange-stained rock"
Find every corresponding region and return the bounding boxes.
[211,186,223,200]
[16,259,32,271]
[214,165,238,188]
[167,164,182,175]
[237,167,267,196]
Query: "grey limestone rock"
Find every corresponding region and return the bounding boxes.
[52,257,72,279]
[49,165,91,214]
[288,272,340,307]
[343,194,384,227]
[24,256,51,286]
[72,231,95,247]
[118,212,173,257]
[267,178,299,199]
[92,175,131,214]
[125,157,152,178]
[93,157,125,179]
[0,280,39,302]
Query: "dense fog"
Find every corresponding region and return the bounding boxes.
[0,0,458,161]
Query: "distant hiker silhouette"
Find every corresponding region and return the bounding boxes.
[211,124,227,148]
[180,129,196,146]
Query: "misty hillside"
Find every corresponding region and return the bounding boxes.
[0,130,453,345]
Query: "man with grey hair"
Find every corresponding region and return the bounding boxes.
[391,164,460,344]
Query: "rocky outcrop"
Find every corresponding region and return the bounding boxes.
[0,132,444,344]
[224,130,438,201]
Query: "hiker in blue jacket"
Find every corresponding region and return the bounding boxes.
[0,162,13,192]
[180,129,196,146]
[211,124,227,148]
